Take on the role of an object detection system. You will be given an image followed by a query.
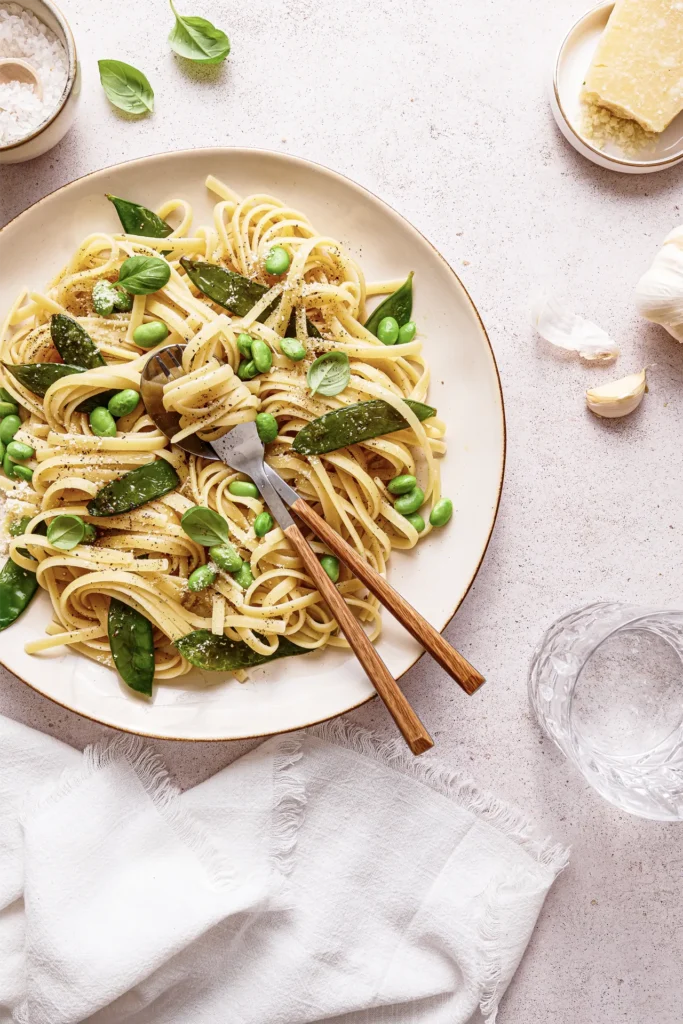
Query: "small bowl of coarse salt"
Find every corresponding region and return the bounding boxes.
[0,0,79,163]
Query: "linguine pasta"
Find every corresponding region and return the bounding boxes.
[0,175,447,687]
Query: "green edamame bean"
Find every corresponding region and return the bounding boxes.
[209,543,242,573]
[232,560,254,589]
[429,497,453,527]
[113,287,133,312]
[187,564,218,592]
[237,333,254,358]
[280,337,306,361]
[397,321,417,344]
[6,440,34,461]
[0,441,4,462]
[92,280,118,316]
[255,412,278,445]
[0,400,18,418]
[251,339,273,374]
[320,555,340,583]
[403,512,425,533]
[228,480,259,498]
[253,511,274,537]
[108,389,140,418]
[3,453,16,478]
[387,474,417,495]
[377,316,399,346]
[0,415,21,445]
[394,485,425,516]
[237,360,259,381]
[13,464,33,483]
[264,246,291,275]
[89,406,117,437]
[0,388,15,403]
[132,321,170,349]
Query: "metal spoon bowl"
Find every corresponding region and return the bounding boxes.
[140,344,219,460]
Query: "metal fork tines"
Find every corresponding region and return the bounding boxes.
[149,347,183,380]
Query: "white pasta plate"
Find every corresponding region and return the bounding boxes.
[0,148,505,741]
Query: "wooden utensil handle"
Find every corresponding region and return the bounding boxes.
[284,523,433,756]
[291,497,484,696]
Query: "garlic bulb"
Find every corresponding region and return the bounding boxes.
[634,228,683,342]
[531,294,619,362]
[586,369,647,418]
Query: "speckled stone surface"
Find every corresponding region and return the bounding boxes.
[1,1,682,1020]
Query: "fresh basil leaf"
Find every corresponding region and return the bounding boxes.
[98,60,154,116]
[118,256,171,295]
[306,351,350,397]
[47,514,86,551]
[180,506,231,547]
[168,0,230,63]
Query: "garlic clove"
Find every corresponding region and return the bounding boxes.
[634,242,683,343]
[532,294,619,362]
[586,369,647,418]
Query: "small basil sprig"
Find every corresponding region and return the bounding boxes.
[98,60,154,115]
[181,506,231,547]
[47,514,86,551]
[118,256,171,295]
[307,351,350,397]
[168,0,230,63]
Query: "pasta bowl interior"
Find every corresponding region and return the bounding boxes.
[0,149,504,741]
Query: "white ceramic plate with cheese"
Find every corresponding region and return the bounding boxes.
[551,1,683,174]
[0,148,505,742]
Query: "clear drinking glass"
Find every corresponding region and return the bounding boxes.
[528,602,683,821]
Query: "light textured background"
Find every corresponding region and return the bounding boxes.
[1,1,682,1020]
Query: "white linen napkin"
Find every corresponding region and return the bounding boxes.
[0,715,568,1024]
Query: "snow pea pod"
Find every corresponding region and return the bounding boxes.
[0,557,38,632]
[364,273,414,337]
[106,194,173,238]
[180,258,322,339]
[175,630,311,671]
[87,459,179,516]
[3,362,118,414]
[50,314,106,369]
[10,516,46,557]
[108,597,155,696]
[292,398,436,456]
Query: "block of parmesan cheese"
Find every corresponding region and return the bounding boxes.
[582,0,683,133]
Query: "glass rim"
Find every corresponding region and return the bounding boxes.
[566,605,683,761]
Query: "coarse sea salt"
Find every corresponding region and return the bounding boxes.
[0,2,68,146]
